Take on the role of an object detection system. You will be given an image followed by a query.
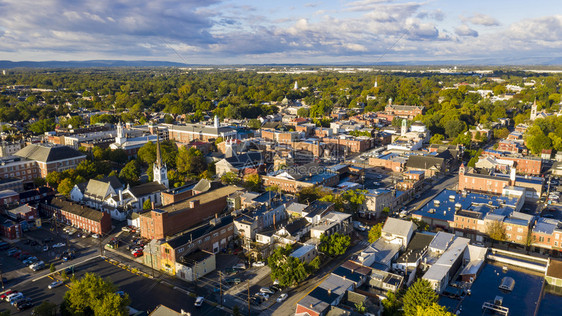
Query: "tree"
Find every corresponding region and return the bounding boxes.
[368,223,383,243]
[221,172,240,185]
[486,220,507,246]
[76,160,97,179]
[58,178,75,197]
[119,160,141,185]
[382,290,401,316]
[29,118,55,134]
[63,273,130,316]
[46,171,63,187]
[32,301,58,316]
[318,233,351,256]
[248,119,262,129]
[355,301,367,314]
[415,303,454,316]
[308,256,321,272]
[50,263,56,273]
[341,189,368,213]
[176,147,206,176]
[402,279,438,316]
[143,198,152,210]
[108,149,128,165]
[244,174,262,192]
[268,245,309,287]
[429,134,444,144]
[444,119,466,138]
[297,185,329,204]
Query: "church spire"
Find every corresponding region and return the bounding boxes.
[156,128,162,169]
[153,127,169,188]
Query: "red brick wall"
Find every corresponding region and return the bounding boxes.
[142,197,229,239]
[296,304,321,316]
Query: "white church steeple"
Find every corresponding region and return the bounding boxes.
[153,128,169,188]
[115,122,126,145]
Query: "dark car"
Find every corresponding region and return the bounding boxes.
[15,298,33,311]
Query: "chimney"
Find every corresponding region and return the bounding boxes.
[152,201,155,210]
[189,199,200,208]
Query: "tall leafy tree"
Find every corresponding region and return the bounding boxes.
[318,233,351,256]
[402,279,438,316]
[119,160,141,185]
[368,223,383,243]
[63,273,130,316]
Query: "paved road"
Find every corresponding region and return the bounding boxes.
[2,257,227,316]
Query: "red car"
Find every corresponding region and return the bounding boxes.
[133,251,143,258]
[1,290,17,301]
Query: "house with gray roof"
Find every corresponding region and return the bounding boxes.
[381,217,416,248]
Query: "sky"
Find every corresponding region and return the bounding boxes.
[0,0,561,64]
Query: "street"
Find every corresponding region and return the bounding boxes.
[1,257,227,316]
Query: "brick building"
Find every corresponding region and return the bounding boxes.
[481,150,542,176]
[140,185,242,239]
[41,197,112,235]
[385,102,424,119]
[153,215,234,275]
[15,143,87,179]
[321,136,375,153]
[164,119,237,143]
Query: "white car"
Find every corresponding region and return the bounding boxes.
[194,297,204,307]
[52,242,66,248]
[260,287,275,295]
[48,280,64,289]
[277,293,288,302]
[92,234,100,239]
[252,261,265,267]
[256,292,269,300]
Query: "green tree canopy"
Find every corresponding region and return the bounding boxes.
[318,233,351,256]
[244,174,262,192]
[402,279,438,316]
[220,171,241,185]
[63,272,130,316]
[119,160,141,185]
[58,178,75,197]
[176,147,206,176]
[267,245,310,287]
[29,118,56,134]
[368,223,383,243]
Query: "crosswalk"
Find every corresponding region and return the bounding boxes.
[358,240,371,247]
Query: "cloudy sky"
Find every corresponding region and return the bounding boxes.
[0,0,561,64]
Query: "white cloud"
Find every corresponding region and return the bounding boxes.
[455,24,478,37]
[463,13,500,26]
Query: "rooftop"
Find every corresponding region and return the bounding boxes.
[160,185,243,214]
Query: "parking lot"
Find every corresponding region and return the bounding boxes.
[1,257,227,315]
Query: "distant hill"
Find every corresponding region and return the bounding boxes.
[0,60,189,69]
[0,57,561,69]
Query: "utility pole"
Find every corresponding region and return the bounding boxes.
[247,281,251,316]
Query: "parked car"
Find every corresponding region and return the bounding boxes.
[233,263,246,270]
[92,234,100,239]
[42,245,49,252]
[194,296,204,307]
[23,257,39,265]
[121,226,132,232]
[133,251,143,258]
[7,248,20,257]
[7,292,24,304]
[225,278,241,285]
[15,298,33,311]
[30,261,45,271]
[52,242,66,248]
[224,268,237,275]
[48,280,64,289]
[115,291,126,297]
[256,292,269,300]
[277,293,288,302]
[1,290,17,301]
[252,261,265,267]
[260,287,275,295]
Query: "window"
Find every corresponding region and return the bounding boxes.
[506,226,512,231]
[164,248,170,254]
[517,228,524,233]
[517,236,522,241]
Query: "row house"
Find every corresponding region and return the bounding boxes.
[41,197,112,235]
[368,152,407,172]
[321,136,375,153]
[261,128,303,144]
